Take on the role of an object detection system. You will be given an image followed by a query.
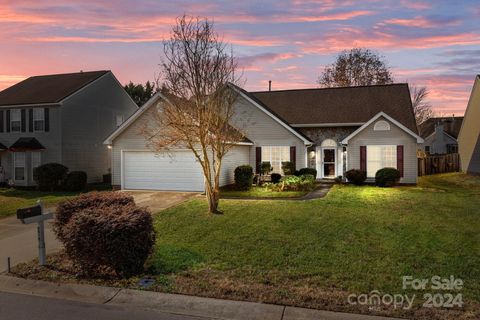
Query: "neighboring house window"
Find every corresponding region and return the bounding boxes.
[116,115,124,127]
[447,144,458,154]
[261,146,290,174]
[366,145,397,177]
[14,152,25,181]
[425,146,430,154]
[33,108,45,132]
[31,152,41,179]
[10,109,21,132]
[373,120,391,131]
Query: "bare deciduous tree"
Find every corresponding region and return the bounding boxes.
[410,85,433,126]
[318,48,394,87]
[141,16,244,214]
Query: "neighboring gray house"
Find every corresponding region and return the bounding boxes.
[105,83,423,191]
[0,71,138,186]
[419,116,463,154]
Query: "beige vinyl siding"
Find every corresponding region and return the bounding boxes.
[61,72,138,182]
[458,77,480,174]
[111,103,250,187]
[231,95,307,170]
[347,116,419,184]
[0,105,62,186]
[218,146,250,186]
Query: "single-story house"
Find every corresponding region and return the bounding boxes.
[0,71,138,186]
[419,116,463,154]
[104,83,423,191]
[458,75,480,175]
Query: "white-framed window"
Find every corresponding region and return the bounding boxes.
[367,145,396,177]
[261,146,290,174]
[10,109,21,132]
[33,108,45,132]
[116,115,124,127]
[14,152,25,181]
[31,152,41,179]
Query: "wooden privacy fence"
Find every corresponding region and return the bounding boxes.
[418,153,460,176]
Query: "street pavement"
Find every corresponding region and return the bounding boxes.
[0,291,207,320]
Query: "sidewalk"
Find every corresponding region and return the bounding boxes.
[0,275,404,320]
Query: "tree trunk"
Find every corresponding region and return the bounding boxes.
[205,182,220,214]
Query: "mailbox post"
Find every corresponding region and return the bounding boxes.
[17,200,53,266]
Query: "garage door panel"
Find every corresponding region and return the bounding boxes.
[123,151,204,191]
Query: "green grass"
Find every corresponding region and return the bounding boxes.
[220,186,308,198]
[153,173,480,306]
[0,183,111,218]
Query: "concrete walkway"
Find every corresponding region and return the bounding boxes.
[0,275,404,320]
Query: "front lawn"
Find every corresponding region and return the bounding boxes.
[220,185,308,198]
[12,173,480,319]
[151,173,480,319]
[0,184,111,218]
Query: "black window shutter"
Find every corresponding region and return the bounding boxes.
[6,109,10,132]
[44,108,50,132]
[255,147,262,174]
[29,109,33,132]
[21,109,26,132]
[0,110,3,133]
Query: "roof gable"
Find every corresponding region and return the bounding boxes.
[341,112,424,144]
[419,117,463,139]
[251,83,418,133]
[0,70,109,106]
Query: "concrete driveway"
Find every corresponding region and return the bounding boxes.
[124,190,200,213]
[0,191,199,272]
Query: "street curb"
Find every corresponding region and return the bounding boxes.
[0,275,120,304]
[0,275,405,320]
[110,288,284,320]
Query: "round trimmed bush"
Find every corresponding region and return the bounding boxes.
[33,163,68,191]
[63,171,87,191]
[345,169,367,185]
[234,165,253,190]
[271,173,281,183]
[295,167,317,178]
[54,192,155,277]
[281,161,295,175]
[375,167,401,187]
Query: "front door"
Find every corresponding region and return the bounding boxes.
[321,148,336,178]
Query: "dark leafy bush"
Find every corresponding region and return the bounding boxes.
[345,169,367,185]
[375,167,401,187]
[54,192,154,277]
[234,165,253,190]
[54,192,135,240]
[295,167,317,178]
[63,171,87,191]
[33,163,68,191]
[271,173,282,183]
[260,162,272,175]
[281,161,295,175]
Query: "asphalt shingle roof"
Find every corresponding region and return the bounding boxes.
[419,116,464,139]
[251,83,418,133]
[0,70,109,106]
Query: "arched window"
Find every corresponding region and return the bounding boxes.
[374,120,391,131]
[321,139,337,147]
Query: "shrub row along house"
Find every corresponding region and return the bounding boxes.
[105,83,424,191]
[0,71,138,186]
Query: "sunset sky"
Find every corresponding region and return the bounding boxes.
[1,0,479,115]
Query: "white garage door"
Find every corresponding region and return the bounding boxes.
[122,151,204,191]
